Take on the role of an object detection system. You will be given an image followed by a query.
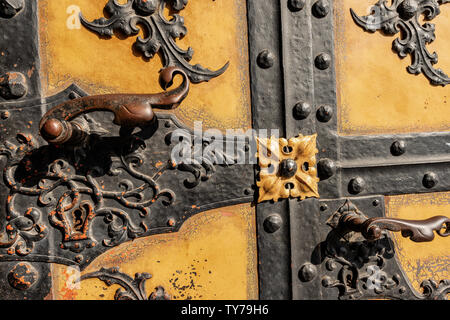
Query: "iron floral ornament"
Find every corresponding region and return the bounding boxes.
[80,0,229,83]
[351,0,450,86]
[256,134,319,203]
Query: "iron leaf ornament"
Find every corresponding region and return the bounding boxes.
[80,0,229,83]
[351,0,450,86]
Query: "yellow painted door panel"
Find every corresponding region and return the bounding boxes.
[335,0,450,135]
[49,204,258,300]
[386,192,450,295]
[39,0,251,131]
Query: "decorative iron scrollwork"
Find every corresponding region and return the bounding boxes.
[80,0,229,83]
[321,199,450,300]
[80,267,170,300]
[0,83,250,269]
[351,0,450,86]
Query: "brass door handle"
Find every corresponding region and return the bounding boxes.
[339,212,450,243]
[39,67,189,144]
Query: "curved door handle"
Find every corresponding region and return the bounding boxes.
[39,67,189,144]
[340,212,450,243]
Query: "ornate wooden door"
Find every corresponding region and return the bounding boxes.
[0,0,448,300]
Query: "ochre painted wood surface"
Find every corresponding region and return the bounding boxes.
[335,0,450,135]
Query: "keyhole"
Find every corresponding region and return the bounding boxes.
[73,209,84,231]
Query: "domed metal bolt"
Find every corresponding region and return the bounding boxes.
[279,159,298,178]
[167,218,176,227]
[7,262,38,291]
[298,263,317,282]
[391,140,406,156]
[320,203,328,211]
[293,101,312,120]
[288,0,306,12]
[315,53,331,70]
[316,105,333,123]
[0,72,27,99]
[397,0,419,20]
[263,214,283,233]
[257,50,275,69]
[312,0,330,18]
[1,110,10,119]
[317,158,336,180]
[348,176,365,195]
[372,199,380,207]
[423,172,438,189]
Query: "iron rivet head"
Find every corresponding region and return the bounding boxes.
[164,121,171,128]
[8,263,38,291]
[423,172,438,189]
[399,286,406,294]
[316,105,333,122]
[293,101,312,120]
[299,263,317,282]
[315,53,331,70]
[312,0,330,18]
[325,259,337,271]
[0,72,27,99]
[288,0,306,12]
[320,204,328,211]
[244,188,252,195]
[257,50,275,69]
[0,0,25,19]
[349,177,365,194]
[263,214,282,233]
[321,276,333,287]
[391,140,406,156]
[372,199,380,207]
[1,110,10,119]
[397,0,419,20]
[317,158,336,180]
[279,159,298,178]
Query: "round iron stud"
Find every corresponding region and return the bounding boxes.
[312,0,330,18]
[293,101,312,120]
[288,0,306,12]
[257,50,275,69]
[391,140,406,156]
[423,172,438,189]
[348,177,365,194]
[316,105,333,122]
[397,0,419,20]
[315,53,331,70]
[8,263,38,291]
[263,214,283,234]
[279,159,298,178]
[317,158,336,180]
[299,263,318,282]
[0,72,27,99]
